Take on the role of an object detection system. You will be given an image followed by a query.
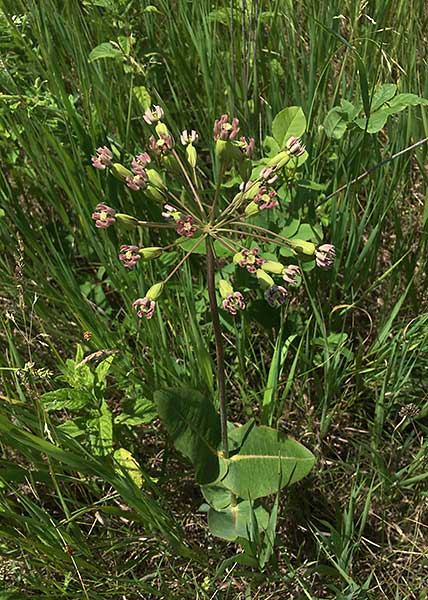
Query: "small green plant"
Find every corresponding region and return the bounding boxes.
[88,102,336,552]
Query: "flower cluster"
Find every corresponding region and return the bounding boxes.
[89,104,337,321]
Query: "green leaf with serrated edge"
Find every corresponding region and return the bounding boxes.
[220,425,315,500]
[41,388,91,412]
[95,354,115,385]
[88,42,122,62]
[114,448,143,488]
[272,106,306,148]
[154,388,221,484]
[208,501,269,541]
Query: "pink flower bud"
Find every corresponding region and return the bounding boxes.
[176,215,197,238]
[133,297,156,319]
[315,244,336,269]
[91,203,116,228]
[260,166,279,184]
[91,146,113,170]
[253,186,278,211]
[286,136,305,157]
[213,114,240,141]
[119,245,141,269]
[180,129,199,145]
[126,173,147,190]
[239,136,255,158]
[282,264,301,284]
[222,292,246,315]
[237,248,266,274]
[132,153,151,174]
[143,105,164,125]
[264,284,288,308]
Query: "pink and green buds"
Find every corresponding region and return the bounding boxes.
[219,279,246,315]
[161,204,181,221]
[234,248,266,273]
[253,186,278,211]
[315,244,336,269]
[92,204,116,228]
[91,146,113,170]
[133,282,164,320]
[260,166,278,185]
[119,245,140,269]
[180,130,199,145]
[264,284,288,307]
[143,105,164,125]
[282,264,301,284]
[286,136,306,157]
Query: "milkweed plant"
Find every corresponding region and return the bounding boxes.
[89,102,337,554]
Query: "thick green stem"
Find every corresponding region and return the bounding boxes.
[206,237,229,458]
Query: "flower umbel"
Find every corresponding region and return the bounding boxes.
[91,204,116,228]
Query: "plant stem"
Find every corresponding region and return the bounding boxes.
[163,235,207,284]
[206,237,229,459]
[172,148,206,217]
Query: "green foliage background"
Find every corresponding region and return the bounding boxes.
[0,1,427,598]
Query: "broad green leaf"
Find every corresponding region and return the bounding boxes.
[133,86,151,110]
[41,388,91,412]
[88,42,122,63]
[354,110,389,133]
[386,93,428,112]
[371,83,397,111]
[272,106,306,148]
[201,484,233,510]
[88,404,113,456]
[115,397,157,426]
[208,500,269,541]
[262,135,280,157]
[154,388,221,484]
[323,107,348,139]
[114,448,143,488]
[220,423,315,500]
[280,218,300,238]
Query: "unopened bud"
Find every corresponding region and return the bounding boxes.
[138,247,163,260]
[111,163,133,180]
[256,269,275,289]
[219,279,234,299]
[186,144,197,168]
[289,239,316,256]
[146,282,164,301]
[244,201,260,218]
[115,213,139,229]
[262,261,285,275]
